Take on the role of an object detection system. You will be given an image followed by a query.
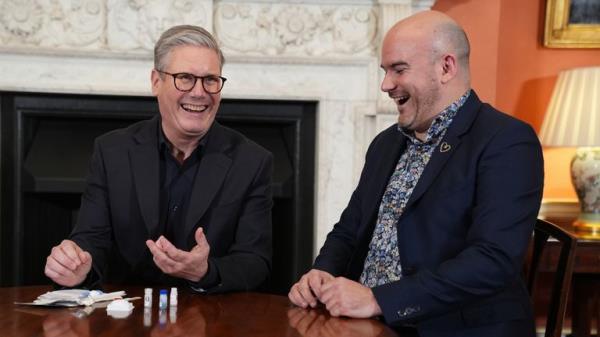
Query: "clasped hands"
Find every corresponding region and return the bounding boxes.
[288,269,382,319]
[45,227,210,287]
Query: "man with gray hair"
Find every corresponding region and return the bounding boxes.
[44,25,273,293]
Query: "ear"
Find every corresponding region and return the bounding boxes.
[439,54,458,84]
[150,69,161,96]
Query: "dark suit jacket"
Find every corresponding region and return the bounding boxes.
[70,116,273,293]
[313,92,543,337]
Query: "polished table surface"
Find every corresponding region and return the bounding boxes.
[1,286,400,337]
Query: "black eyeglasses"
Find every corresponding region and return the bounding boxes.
[156,70,227,94]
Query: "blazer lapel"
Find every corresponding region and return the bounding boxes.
[358,129,406,240]
[402,91,482,213]
[402,133,461,212]
[131,117,160,238]
[183,123,232,242]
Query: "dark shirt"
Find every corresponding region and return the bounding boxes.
[157,126,220,289]
[158,128,204,247]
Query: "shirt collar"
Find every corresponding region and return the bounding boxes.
[399,89,471,144]
[158,121,208,159]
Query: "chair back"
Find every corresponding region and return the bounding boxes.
[527,219,578,337]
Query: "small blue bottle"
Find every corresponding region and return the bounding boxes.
[159,289,168,310]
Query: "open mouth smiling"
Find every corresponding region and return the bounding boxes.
[394,95,410,106]
[181,103,208,113]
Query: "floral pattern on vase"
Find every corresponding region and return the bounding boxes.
[571,147,600,214]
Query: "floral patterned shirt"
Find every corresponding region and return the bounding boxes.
[359,90,470,287]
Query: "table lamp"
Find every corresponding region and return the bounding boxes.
[539,66,600,235]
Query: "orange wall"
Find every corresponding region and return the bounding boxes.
[433,0,600,201]
[434,0,501,103]
[432,0,501,104]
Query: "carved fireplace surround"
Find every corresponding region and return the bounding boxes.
[0,0,433,254]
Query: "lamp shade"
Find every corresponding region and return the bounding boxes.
[539,66,600,147]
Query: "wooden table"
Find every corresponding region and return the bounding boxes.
[566,224,600,337]
[1,286,400,337]
[540,218,600,337]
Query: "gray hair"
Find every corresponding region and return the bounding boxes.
[154,25,225,71]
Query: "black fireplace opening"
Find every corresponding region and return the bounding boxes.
[0,92,316,295]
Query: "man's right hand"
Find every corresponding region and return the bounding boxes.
[288,269,334,308]
[44,240,92,287]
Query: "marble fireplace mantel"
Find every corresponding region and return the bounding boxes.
[0,0,433,253]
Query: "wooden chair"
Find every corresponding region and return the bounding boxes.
[526,219,578,337]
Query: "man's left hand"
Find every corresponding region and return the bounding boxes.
[318,277,382,318]
[146,227,210,282]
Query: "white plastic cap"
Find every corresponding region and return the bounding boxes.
[170,287,178,306]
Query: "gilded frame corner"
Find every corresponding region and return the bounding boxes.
[544,0,600,48]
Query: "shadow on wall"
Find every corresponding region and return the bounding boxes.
[513,76,557,132]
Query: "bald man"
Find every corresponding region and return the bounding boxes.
[289,10,542,337]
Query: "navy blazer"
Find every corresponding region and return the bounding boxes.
[313,92,543,337]
[70,116,273,293]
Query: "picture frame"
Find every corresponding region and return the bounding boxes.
[544,0,600,48]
